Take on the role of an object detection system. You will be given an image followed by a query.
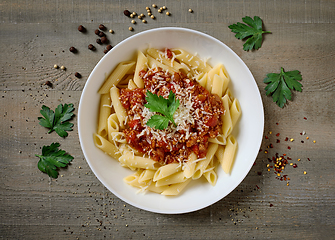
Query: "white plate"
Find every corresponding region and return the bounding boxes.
[78,27,264,214]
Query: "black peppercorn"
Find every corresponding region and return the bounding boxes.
[124,10,131,17]
[101,36,108,44]
[98,31,105,37]
[45,81,53,87]
[88,44,95,51]
[69,46,77,53]
[94,29,100,35]
[78,25,86,32]
[103,49,108,54]
[75,72,82,78]
[99,24,106,31]
[106,44,112,51]
[96,39,102,45]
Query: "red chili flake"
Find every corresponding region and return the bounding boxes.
[283,175,288,181]
[265,136,268,139]
[304,117,307,120]
[301,140,304,143]
[276,139,280,143]
[259,149,262,152]
[283,154,286,156]
[270,204,273,207]
[276,133,280,137]
[276,123,279,125]
[253,162,256,166]
[288,146,291,150]
[293,164,297,168]
[287,157,292,160]
[285,137,289,141]
[256,185,260,189]
[257,172,262,175]
[300,132,303,135]
[307,158,310,161]
[269,144,273,148]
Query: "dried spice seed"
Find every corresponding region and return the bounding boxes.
[101,36,108,44]
[142,19,147,23]
[292,164,297,168]
[99,31,106,37]
[69,47,77,53]
[109,29,114,33]
[96,39,102,45]
[78,25,86,32]
[60,66,66,70]
[103,49,108,54]
[45,81,53,87]
[152,4,157,8]
[124,10,131,17]
[189,8,193,13]
[151,15,155,19]
[303,171,307,174]
[88,44,95,51]
[53,64,58,69]
[166,12,170,16]
[106,45,112,51]
[128,27,133,31]
[75,72,82,78]
[99,24,106,31]
[95,29,101,35]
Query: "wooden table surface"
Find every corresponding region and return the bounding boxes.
[1,0,334,239]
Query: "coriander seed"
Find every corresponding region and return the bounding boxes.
[152,4,157,8]
[166,11,170,16]
[128,27,133,31]
[142,19,147,23]
[109,29,114,33]
[151,15,155,19]
[54,64,58,69]
[189,9,193,13]
[130,14,134,18]
[131,20,136,24]
[60,66,66,70]
[163,6,166,9]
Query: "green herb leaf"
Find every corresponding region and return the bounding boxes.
[144,91,180,130]
[38,103,75,137]
[264,67,303,108]
[35,142,74,178]
[228,16,271,51]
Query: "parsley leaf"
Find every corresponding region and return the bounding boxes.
[264,67,302,108]
[228,16,271,51]
[35,142,74,178]
[38,103,75,137]
[144,91,180,130]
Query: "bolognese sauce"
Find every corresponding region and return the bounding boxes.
[120,66,224,165]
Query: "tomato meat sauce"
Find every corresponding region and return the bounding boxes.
[120,64,224,165]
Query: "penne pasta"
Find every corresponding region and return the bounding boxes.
[98,61,135,94]
[192,143,218,179]
[110,86,127,127]
[97,93,112,138]
[93,133,121,160]
[220,135,238,174]
[133,50,147,88]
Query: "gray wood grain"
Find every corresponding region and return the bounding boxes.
[1,0,335,239]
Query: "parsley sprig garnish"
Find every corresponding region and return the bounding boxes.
[264,67,303,108]
[228,16,271,51]
[35,142,74,178]
[144,91,180,130]
[38,103,75,137]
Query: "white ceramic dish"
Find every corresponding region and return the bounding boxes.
[78,27,264,214]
